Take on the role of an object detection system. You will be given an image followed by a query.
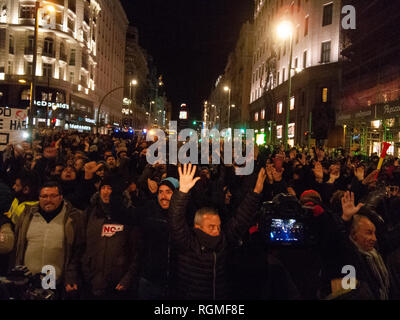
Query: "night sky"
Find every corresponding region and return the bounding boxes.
[119,0,254,120]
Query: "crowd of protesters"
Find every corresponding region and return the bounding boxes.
[0,129,400,300]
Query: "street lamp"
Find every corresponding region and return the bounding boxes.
[129,79,138,127]
[224,86,231,129]
[148,100,155,126]
[28,2,55,137]
[276,20,293,150]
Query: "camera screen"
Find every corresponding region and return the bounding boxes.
[269,219,305,243]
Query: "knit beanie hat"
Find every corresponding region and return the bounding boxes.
[300,190,322,206]
[159,177,179,192]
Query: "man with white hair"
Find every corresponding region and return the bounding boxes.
[348,213,390,299]
[322,191,393,299]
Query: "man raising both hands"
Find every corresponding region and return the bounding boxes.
[168,163,266,299]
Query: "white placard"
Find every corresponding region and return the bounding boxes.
[0,107,28,151]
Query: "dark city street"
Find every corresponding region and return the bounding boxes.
[1,0,400,312]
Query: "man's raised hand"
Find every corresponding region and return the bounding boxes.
[178,163,200,194]
[341,191,363,222]
[84,161,103,180]
[254,167,267,194]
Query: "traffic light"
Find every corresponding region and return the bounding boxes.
[193,121,197,125]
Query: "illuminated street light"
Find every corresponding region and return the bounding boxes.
[148,100,155,126]
[223,86,231,129]
[276,21,293,40]
[276,20,293,150]
[46,5,55,12]
[18,79,27,84]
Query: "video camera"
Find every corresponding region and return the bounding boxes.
[258,194,317,247]
[0,265,56,300]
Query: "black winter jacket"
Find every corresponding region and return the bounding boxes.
[82,194,141,296]
[168,190,262,300]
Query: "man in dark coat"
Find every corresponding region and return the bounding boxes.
[168,163,266,299]
[81,175,140,299]
[135,177,180,300]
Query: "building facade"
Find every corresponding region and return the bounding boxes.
[249,0,342,147]
[123,26,149,130]
[0,0,128,133]
[339,0,400,157]
[206,22,254,132]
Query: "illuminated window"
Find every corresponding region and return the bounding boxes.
[261,109,265,119]
[288,123,295,138]
[179,111,187,119]
[277,125,283,139]
[255,112,259,121]
[322,88,328,102]
[290,97,295,110]
[371,120,381,128]
[277,101,283,114]
[385,118,395,127]
[21,89,31,100]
